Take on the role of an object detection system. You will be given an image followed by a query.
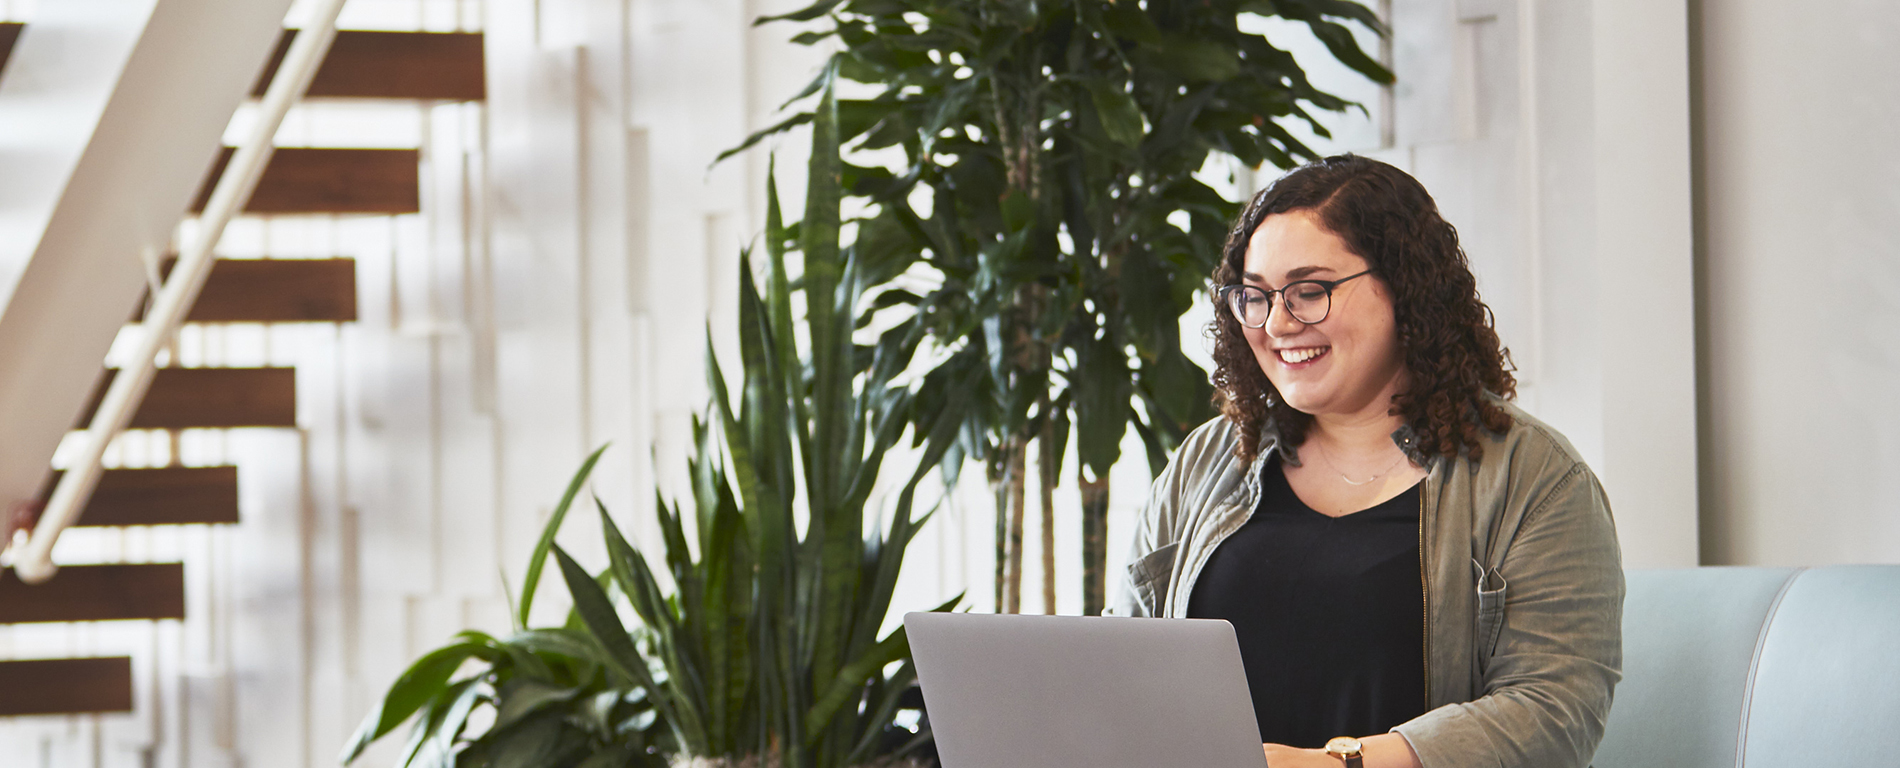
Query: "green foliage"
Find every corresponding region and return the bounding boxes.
[339,446,669,768]
[343,84,966,768]
[735,0,1390,613]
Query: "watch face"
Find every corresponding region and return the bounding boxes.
[1325,737,1363,756]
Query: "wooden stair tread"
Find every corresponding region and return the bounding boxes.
[0,564,185,624]
[193,147,420,215]
[0,658,134,715]
[137,257,357,323]
[254,29,485,101]
[0,22,20,81]
[37,467,240,527]
[0,25,481,101]
[79,368,298,430]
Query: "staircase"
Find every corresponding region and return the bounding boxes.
[0,15,483,753]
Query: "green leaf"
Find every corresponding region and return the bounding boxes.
[552,544,705,754]
[483,708,571,768]
[1305,19,1394,84]
[1149,36,1242,82]
[393,677,482,768]
[339,642,491,764]
[518,444,610,630]
[1085,79,1145,148]
[1074,333,1132,478]
[1101,1,1163,45]
[715,112,814,167]
[805,628,909,741]
[755,0,844,24]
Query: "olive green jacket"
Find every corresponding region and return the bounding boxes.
[1109,401,1624,768]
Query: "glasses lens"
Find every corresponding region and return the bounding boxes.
[1284,281,1331,324]
[1226,286,1270,327]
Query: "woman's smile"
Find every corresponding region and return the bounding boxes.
[1274,345,1330,366]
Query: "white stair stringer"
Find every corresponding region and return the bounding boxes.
[0,0,296,528]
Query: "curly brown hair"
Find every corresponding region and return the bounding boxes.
[1210,155,1516,463]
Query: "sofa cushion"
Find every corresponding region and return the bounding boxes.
[1739,565,1900,765]
[1592,567,1801,768]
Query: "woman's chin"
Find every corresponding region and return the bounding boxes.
[1273,389,1328,415]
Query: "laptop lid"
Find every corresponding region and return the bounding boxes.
[905,612,1266,768]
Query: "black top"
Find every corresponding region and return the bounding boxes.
[1186,456,1426,748]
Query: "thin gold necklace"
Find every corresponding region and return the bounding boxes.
[1315,440,1407,486]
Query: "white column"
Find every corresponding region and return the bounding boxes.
[1589,0,1699,567]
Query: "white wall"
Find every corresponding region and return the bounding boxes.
[1297,0,1703,568]
[1695,0,1900,565]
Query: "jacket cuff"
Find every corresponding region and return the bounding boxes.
[1391,704,1501,768]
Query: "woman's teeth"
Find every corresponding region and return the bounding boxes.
[1279,347,1327,364]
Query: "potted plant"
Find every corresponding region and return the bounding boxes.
[341,83,969,768]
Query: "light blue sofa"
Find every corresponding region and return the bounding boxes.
[1593,566,1900,767]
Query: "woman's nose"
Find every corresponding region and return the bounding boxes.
[1264,295,1304,337]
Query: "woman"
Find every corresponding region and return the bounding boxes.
[1111,155,1623,768]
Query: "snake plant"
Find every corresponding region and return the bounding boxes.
[340,78,969,768]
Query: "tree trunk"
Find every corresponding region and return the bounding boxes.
[1002,437,1027,613]
[992,459,1007,613]
[1038,401,1058,614]
[1080,471,1110,616]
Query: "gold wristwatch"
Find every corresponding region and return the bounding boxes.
[1324,736,1365,768]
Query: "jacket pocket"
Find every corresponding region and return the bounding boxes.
[1127,543,1181,616]
[1472,558,1507,672]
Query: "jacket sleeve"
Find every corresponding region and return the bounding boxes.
[1106,418,1231,618]
[1107,457,1177,618]
[1394,463,1626,768]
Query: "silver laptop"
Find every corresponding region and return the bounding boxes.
[905,612,1267,768]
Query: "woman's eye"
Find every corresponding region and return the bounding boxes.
[1291,285,1327,301]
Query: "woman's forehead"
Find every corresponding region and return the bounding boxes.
[1242,211,1365,282]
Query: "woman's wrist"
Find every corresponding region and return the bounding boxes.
[1265,734,1420,768]
[1358,733,1422,768]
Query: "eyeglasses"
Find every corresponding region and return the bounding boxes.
[1218,270,1372,328]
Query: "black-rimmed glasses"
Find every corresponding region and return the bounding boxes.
[1218,270,1371,328]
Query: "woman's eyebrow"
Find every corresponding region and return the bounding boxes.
[1242,265,1334,284]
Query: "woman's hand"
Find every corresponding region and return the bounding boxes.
[1263,743,1336,767]
[1263,734,1422,768]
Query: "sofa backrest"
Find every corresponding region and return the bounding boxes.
[1594,565,1900,768]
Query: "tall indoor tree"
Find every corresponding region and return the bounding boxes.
[731,0,1391,615]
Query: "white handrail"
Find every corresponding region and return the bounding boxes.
[9,0,350,584]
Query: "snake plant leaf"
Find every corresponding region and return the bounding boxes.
[804,627,910,742]
[339,639,495,764]
[517,444,610,629]
[552,544,705,754]
[598,502,703,717]
[845,659,919,765]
